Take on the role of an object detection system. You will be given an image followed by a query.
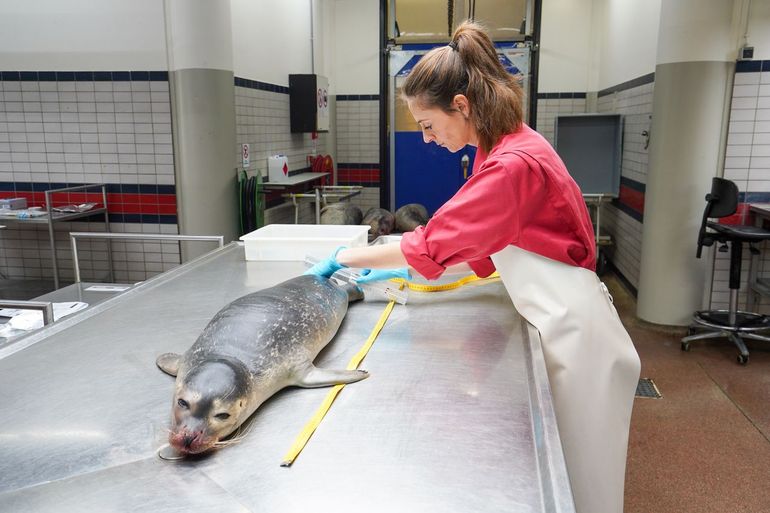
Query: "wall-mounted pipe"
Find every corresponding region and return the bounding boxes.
[310,0,315,74]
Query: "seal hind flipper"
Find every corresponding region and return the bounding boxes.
[295,365,369,388]
[156,353,182,376]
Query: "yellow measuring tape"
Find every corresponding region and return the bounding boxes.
[392,271,500,292]
[280,297,397,467]
[280,271,500,467]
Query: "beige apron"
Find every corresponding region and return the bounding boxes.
[491,245,640,513]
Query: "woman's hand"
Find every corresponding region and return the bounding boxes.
[304,246,346,278]
[356,268,411,284]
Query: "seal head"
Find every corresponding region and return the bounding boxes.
[169,357,252,454]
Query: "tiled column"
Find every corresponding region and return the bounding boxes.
[165,0,237,260]
[636,0,736,325]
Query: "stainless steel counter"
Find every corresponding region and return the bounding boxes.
[0,243,574,513]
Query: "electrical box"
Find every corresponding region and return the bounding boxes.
[289,74,330,133]
[554,114,623,196]
[739,45,754,61]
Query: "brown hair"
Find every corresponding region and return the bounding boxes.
[401,20,524,154]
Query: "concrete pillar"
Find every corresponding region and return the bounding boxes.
[636,0,738,325]
[164,0,238,261]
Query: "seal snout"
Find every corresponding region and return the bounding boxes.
[182,433,198,449]
[169,428,214,454]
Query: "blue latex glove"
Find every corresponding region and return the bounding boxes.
[304,246,346,278]
[355,267,411,284]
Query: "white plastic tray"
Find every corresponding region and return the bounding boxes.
[239,224,370,261]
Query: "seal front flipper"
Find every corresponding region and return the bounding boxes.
[294,365,369,388]
[156,353,182,376]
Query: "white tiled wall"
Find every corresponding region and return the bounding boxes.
[341,187,380,216]
[720,68,770,312]
[600,204,644,288]
[535,97,587,147]
[597,82,654,289]
[0,221,180,284]
[335,98,381,215]
[0,79,174,185]
[336,100,379,163]
[534,86,651,289]
[234,85,331,180]
[0,76,180,288]
[724,71,770,193]
[599,83,654,186]
[235,84,335,227]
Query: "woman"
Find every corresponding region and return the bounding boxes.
[307,21,640,513]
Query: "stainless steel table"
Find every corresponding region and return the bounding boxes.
[0,243,574,513]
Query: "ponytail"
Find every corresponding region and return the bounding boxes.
[401,20,524,153]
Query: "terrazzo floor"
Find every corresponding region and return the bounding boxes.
[605,272,770,513]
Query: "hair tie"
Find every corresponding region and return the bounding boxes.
[448,40,458,51]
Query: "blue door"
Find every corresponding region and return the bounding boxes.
[390,44,528,215]
[394,133,475,215]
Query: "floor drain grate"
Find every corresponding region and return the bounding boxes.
[635,378,662,398]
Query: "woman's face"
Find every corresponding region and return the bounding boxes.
[407,96,477,152]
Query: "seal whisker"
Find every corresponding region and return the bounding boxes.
[213,414,261,448]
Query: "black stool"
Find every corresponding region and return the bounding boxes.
[682,177,770,364]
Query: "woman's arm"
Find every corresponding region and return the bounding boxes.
[335,244,472,277]
[336,243,407,269]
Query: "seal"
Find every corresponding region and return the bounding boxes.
[320,202,363,225]
[394,203,430,233]
[362,207,395,239]
[155,275,368,456]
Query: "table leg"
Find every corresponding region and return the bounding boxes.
[48,219,58,289]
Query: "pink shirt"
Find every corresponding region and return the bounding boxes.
[401,123,596,280]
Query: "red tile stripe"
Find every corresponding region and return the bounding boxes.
[0,191,177,216]
[618,184,644,215]
[718,203,754,225]
[337,168,380,184]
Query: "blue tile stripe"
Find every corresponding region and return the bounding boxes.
[736,60,770,73]
[0,182,175,195]
[336,94,380,101]
[742,192,770,203]
[597,72,655,98]
[612,199,643,223]
[233,76,290,94]
[109,214,178,224]
[0,71,169,81]
[620,176,646,193]
[537,92,588,100]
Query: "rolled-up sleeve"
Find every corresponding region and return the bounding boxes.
[401,156,541,280]
[467,257,496,278]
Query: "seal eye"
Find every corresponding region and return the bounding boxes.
[177,398,190,409]
[214,413,230,420]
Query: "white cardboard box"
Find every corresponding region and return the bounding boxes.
[267,155,289,183]
[239,224,370,261]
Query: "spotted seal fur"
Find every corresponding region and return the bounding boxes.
[156,275,367,455]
